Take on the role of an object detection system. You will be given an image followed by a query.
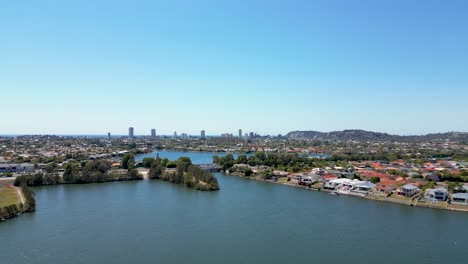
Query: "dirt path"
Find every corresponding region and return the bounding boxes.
[137,168,150,180]
[16,187,25,205]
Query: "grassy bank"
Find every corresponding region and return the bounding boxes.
[0,183,36,221]
[0,186,20,207]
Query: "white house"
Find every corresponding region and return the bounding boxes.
[343,179,362,189]
[451,193,468,205]
[399,184,419,197]
[311,168,326,175]
[352,181,376,193]
[424,188,448,202]
[300,174,322,184]
[325,178,352,189]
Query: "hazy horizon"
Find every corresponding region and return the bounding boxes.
[0,128,466,138]
[2,0,467,135]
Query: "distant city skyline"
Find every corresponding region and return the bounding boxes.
[2,127,467,137]
[0,127,467,137]
[1,1,467,135]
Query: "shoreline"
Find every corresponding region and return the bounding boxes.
[0,187,33,221]
[226,173,468,213]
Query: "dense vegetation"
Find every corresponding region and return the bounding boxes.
[213,153,320,173]
[20,182,36,212]
[148,156,220,191]
[328,151,468,163]
[213,151,468,177]
[436,170,468,183]
[0,203,22,220]
[14,159,142,187]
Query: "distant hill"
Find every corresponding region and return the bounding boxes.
[286,130,468,143]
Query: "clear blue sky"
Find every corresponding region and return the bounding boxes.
[1,0,467,136]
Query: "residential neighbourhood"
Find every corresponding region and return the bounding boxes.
[222,152,468,211]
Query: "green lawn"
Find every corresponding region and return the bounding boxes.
[277,177,289,184]
[0,187,20,207]
[390,194,412,202]
[416,199,447,208]
[448,203,468,211]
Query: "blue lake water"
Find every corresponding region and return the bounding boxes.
[136,150,245,163]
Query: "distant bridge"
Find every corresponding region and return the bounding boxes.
[197,164,222,172]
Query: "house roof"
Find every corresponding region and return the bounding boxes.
[401,184,418,190]
[354,181,376,189]
[322,174,338,180]
[330,178,352,184]
[361,172,397,180]
[452,193,468,199]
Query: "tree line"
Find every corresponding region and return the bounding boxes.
[14,158,142,187]
[213,153,317,173]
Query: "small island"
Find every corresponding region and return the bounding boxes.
[144,156,220,191]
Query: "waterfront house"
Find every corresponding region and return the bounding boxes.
[322,174,338,182]
[342,179,361,189]
[300,174,321,184]
[399,184,420,197]
[424,188,448,202]
[352,181,376,193]
[291,173,304,181]
[451,193,468,205]
[325,178,352,189]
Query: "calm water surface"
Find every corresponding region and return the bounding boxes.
[135,150,232,163]
[1,152,467,264]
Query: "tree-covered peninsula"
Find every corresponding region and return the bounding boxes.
[147,156,220,191]
[13,157,142,187]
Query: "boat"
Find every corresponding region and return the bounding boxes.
[330,191,339,196]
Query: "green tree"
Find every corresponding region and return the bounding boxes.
[128,169,141,179]
[149,164,164,179]
[121,153,135,170]
[370,177,381,184]
[142,157,155,168]
[44,163,56,173]
[236,154,248,164]
[261,169,274,179]
[422,181,436,191]
[176,157,192,173]
[166,161,177,168]
[448,182,463,193]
